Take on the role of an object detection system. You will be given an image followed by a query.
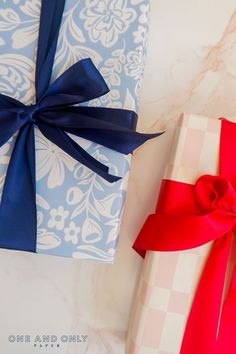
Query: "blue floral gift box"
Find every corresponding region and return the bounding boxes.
[0,0,150,262]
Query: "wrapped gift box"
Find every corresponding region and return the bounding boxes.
[0,0,150,262]
[126,113,224,353]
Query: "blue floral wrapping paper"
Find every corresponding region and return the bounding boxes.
[0,0,150,262]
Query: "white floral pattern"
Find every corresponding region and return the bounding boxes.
[0,0,150,262]
[37,229,61,250]
[0,54,35,103]
[0,142,11,165]
[80,0,136,48]
[0,9,20,31]
[133,25,146,43]
[125,45,144,80]
[48,206,69,231]
[35,129,77,189]
[64,221,80,244]
[0,139,12,199]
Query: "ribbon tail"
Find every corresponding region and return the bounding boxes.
[37,123,121,183]
[65,128,163,155]
[215,240,236,354]
[64,106,138,129]
[180,234,233,354]
[41,59,109,107]
[0,124,37,252]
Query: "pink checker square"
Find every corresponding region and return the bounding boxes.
[155,253,178,288]
[181,129,205,169]
[168,291,190,314]
[207,117,220,133]
[142,309,165,348]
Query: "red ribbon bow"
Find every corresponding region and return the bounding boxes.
[133,119,236,354]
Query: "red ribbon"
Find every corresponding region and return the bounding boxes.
[133,119,236,354]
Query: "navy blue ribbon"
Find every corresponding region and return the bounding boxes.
[0,0,162,253]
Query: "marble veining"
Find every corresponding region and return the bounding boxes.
[0,0,236,353]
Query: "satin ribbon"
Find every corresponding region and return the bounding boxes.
[0,0,162,253]
[133,118,236,354]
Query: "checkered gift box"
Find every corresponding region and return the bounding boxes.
[126,113,223,354]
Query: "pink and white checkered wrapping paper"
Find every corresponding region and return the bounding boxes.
[126,113,222,354]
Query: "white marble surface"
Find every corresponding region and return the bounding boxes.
[1,1,236,353]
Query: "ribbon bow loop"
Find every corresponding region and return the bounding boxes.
[39,58,109,109]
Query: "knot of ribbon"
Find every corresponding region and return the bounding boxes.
[195,175,236,231]
[0,0,162,253]
[18,104,39,124]
[133,119,236,354]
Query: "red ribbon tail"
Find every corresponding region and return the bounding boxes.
[180,234,233,354]
[216,244,236,354]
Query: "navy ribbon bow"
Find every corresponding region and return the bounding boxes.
[0,0,162,253]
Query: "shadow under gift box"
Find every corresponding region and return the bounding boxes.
[126,113,232,354]
[0,0,151,262]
